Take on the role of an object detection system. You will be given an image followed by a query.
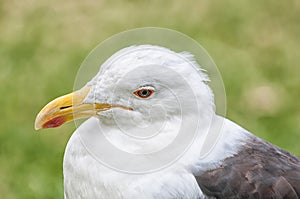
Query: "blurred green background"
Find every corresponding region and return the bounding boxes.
[0,0,299,198]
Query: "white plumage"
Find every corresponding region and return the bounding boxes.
[35,45,300,199]
[62,45,245,198]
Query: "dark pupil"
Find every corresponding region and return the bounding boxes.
[139,89,150,97]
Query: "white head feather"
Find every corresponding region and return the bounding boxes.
[81,45,215,154]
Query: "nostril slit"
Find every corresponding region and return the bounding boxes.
[60,105,72,110]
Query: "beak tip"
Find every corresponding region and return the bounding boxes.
[34,118,42,130]
[34,112,44,130]
[34,125,41,131]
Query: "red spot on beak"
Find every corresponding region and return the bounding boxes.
[42,116,66,128]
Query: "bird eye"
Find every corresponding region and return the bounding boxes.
[134,87,155,98]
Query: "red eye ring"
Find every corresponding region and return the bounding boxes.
[134,88,155,98]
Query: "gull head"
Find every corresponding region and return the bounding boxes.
[35,45,215,131]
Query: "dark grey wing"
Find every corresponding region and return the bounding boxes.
[195,136,300,199]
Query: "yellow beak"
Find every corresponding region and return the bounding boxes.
[34,86,132,130]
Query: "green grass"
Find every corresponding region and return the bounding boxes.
[0,0,299,198]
